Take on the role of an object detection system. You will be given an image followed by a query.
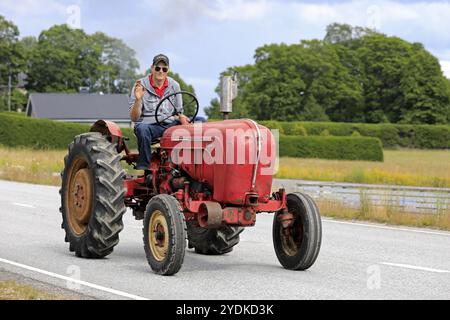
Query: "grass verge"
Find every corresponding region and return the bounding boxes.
[317,199,450,230]
[0,147,64,186]
[0,280,65,300]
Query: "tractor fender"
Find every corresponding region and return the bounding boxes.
[90,120,124,151]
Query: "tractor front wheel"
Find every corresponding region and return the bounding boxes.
[273,192,322,270]
[143,194,187,275]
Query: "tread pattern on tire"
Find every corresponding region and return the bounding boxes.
[143,194,187,275]
[60,132,126,258]
[187,222,244,255]
[293,192,322,269]
[273,192,322,270]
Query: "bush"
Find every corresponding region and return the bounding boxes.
[279,135,384,161]
[281,122,307,136]
[0,113,137,150]
[259,120,285,135]
[279,121,450,149]
[357,123,400,148]
[409,125,450,149]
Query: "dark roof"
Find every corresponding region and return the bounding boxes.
[26,93,130,121]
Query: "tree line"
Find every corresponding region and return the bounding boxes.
[205,23,450,125]
[0,15,194,112]
[2,17,449,125]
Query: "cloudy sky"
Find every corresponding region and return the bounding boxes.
[1,0,450,115]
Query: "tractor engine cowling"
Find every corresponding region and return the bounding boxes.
[160,119,277,206]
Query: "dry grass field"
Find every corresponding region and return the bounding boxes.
[277,149,450,188]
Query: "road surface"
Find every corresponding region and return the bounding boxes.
[0,180,449,300]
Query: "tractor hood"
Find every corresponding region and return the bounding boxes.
[160,119,277,206]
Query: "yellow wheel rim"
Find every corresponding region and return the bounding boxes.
[148,210,169,262]
[66,157,93,236]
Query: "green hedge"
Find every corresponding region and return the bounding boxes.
[0,113,138,150]
[0,113,382,161]
[279,135,384,161]
[258,121,450,149]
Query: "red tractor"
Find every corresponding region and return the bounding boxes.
[60,92,322,275]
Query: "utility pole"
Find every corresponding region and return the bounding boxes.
[107,71,111,94]
[8,74,12,112]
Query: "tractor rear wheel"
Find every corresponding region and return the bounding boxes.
[273,192,322,270]
[187,222,244,255]
[60,132,126,258]
[143,194,187,275]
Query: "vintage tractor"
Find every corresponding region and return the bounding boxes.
[59,89,322,276]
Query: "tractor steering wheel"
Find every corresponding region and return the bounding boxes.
[155,91,200,129]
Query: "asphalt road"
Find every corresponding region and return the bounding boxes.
[0,180,449,300]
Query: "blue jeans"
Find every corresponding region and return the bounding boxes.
[134,121,179,170]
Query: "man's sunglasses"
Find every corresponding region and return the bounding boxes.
[155,66,169,73]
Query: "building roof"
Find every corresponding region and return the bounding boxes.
[26,93,130,121]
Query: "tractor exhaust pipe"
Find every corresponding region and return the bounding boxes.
[220,73,238,120]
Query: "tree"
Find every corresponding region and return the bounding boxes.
[398,45,450,124]
[0,89,27,112]
[0,15,24,84]
[210,23,450,124]
[240,41,361,121]
[243,43,309,120]
[324,23,376,44]
[0,15,26,111]
[324,23,353,44]
[91,32,140,94]
[26,24,102,93]
[355,35,450,124]
[19,36,36,60]
[204,98,222,119]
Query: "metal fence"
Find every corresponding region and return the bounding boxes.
[272,179,450,214]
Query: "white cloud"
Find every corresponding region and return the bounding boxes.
[142,0,270,22]
[0,0,85,37]
[0,0,67,16]
[165,51,186,65]
[200,0,270,21]
[290,0,450,43]
[441,61,450,79]
[185,76,216,88]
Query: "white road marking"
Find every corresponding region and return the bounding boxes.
[380,262,450,274]
[322,218,450,237]
[12,203,34,208]
[0,257,149,300]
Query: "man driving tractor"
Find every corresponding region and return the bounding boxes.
[61,53,322,276]
[129,54,190,175]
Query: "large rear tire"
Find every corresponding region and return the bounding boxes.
[60,132,126,258]
[273,192,322,270]
[187,222,244,255]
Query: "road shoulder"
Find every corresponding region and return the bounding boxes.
[0,267,95,300]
